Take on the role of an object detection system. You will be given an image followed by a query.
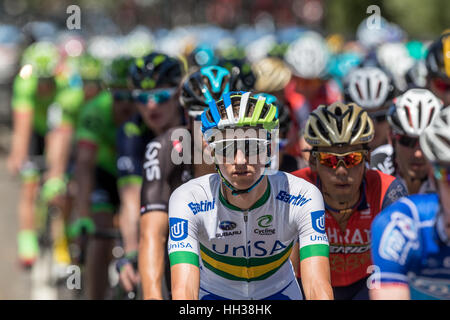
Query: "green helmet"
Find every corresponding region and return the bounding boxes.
[102,56,134,89]
[21,41,60,78]
[78,54,104,81]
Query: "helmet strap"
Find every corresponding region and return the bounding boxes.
[215,164,266,196]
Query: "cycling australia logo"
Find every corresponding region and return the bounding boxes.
[311,210,326,234]
[169,218,188,241]
[216,220,241,238]
[254,215,276,235]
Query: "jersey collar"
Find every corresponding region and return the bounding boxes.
[219,180,271,212]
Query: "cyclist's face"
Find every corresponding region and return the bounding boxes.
[429,76,450,106]
[394,135,430,181]
[112,89,136,125]
[367,109,389,150]
[37,78,56,97]
[313,144,366,206]
[136,87,179,134]
[216,140,268,191]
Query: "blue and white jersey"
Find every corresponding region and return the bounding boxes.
[371,194,450,300]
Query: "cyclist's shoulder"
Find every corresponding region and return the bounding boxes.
[374,193,440,229]
[365,169,397,185]
[12,73,38,94]
[83,90,112,111]
[289,166,314,181]
[270,171,323,204]
[170,173,218,202]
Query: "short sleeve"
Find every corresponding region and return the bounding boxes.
[167,184,200,267]
[371,202,419,285]
[291,181,329,261]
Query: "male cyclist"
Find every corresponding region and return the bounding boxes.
[115,52,184,297]
[251,57,303,169]
[283,31,342,162]
[387,88,442,194]
[8,41,68,267]
[291,102,407,299]
[169,92,333,300]
[70,56,136,299]
[425,31,450,107]
[138,64,229,299]
[344,66,397,174]
[370,107,450,300]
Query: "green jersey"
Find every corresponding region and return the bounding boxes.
[11,74,84,135]
[75,90,117,176]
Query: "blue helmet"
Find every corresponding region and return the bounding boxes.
[180,65,231,116]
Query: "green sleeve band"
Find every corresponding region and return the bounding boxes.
[300,244,329,261]
[169,251,199,267]
[117,175,143,189]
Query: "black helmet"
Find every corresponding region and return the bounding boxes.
[425,30,450,80]
[102,55,135,89]
[180,65,231,116]
[218,57,256,91]
[130,52,184,90]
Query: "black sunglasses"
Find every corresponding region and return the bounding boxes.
[395,134,420,148]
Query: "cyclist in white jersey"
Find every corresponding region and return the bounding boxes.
[168,92,332,300]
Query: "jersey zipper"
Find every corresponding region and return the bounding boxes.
[243,210,251,299]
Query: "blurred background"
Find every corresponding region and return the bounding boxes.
[0,0,448,299]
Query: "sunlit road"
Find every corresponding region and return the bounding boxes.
[0,132,31,299]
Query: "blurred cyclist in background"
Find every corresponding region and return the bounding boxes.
[387,88,442,194]
[425,31,450,107]
[116,52,184,298]
[283,31,342,162]
[291,102,407,299]
[344,66,397,174]
[7,41,64,267]
[370,107,450,300]
[70,55,136,299]
[139,64,228,299]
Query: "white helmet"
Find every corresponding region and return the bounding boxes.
[376,42,414,91]
[284,31,329,79]
[420,107,450,164]
[344,67,394,109]
[388,88,443,137]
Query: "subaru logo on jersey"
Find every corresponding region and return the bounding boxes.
[169,218,188,241]
[188,199,215,215]
[311,210,326,234]
[219,221,237,231]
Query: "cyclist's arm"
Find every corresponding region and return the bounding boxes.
[139,136,175,299]
[369,201,416,300]
[171,263,200,300]
[295,182,332,300]
[116,121,145,256]
[370,284,410,300]
[139,210,168,300]
[300,256,333,300]
[73,141,97,218]
[45,88,83,181]
[8,76,38,174]
[167,184,201,300]
[8,109,33,174]
[119,184,141,254]
[72,103,102,219]
[45,126,73,181]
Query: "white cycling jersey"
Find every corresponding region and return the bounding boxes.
[168,171,329,300]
